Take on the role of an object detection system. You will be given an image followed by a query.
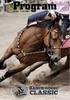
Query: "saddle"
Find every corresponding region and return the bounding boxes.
[27,19,55,29]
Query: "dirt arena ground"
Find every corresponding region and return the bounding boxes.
[0,12,70,100]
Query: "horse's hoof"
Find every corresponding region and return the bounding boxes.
[0,76,5,82]
[0,63,7,70]
[0,59,6,70]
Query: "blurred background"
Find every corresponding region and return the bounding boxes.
[0,0,47,12]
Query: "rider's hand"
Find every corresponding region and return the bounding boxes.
[49,10,56,20]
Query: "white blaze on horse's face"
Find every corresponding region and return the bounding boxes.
[51,29,59,39]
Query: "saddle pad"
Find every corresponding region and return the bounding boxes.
[27,20,54,29]
[61,38,70,48]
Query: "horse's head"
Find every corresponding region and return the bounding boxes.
[47,25,62,59]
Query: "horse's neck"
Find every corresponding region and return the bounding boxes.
[19,27,44,52]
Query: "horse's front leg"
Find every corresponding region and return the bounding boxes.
[0,36,20,70]
[0,61,45,83]
[0,64,27,82]
[0,45,14,69]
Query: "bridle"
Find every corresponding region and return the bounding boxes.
[16,24,63,60]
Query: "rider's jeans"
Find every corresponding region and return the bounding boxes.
[61,15,69,39]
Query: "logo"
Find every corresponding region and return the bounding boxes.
[12,84,28,97]
[12,85,58,97]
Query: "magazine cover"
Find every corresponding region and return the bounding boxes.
[0,0,70,100]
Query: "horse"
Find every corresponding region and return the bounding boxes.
[0,19,67,82]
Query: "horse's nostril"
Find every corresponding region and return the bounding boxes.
[54,56,60,62]
[48,50,53,55]
[55,57,59,62]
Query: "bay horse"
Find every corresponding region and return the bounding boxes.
[0,20,66,82]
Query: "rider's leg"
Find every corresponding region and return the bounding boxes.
[61,15,69,39]
[27,11,48,25]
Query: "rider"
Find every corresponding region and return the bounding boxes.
[27,0,70,39]
[47,0,70,39]
[27,10,55,29]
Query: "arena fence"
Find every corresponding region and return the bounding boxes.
[0,0,13,12]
